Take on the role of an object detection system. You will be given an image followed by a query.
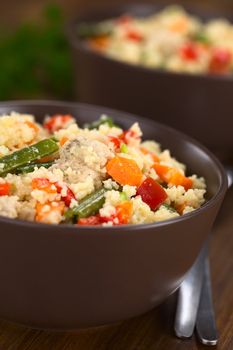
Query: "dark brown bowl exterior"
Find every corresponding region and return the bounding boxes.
[67,3,233,164]
[0,101,227,330]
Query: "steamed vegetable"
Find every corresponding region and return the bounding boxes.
[78,216,102,226]
[0,182,10,196]
[0,139,58,176]
[153,163,193,190]
[32,178,75,207]
[44,114,74,133]
[116,201,133,224]
[209,48,232,74]
[66,187,107,220]
[106,156,143,186]
[77,200,133,225]
[35,202,65,223]
[78,22,113,39]
[136,177,167,210]
[84,115,115,130]
[15,161,54,174]
[54,182,75,207]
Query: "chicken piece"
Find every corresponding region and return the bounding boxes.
[54,136,113,186]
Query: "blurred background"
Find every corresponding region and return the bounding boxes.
[0,0,232,101]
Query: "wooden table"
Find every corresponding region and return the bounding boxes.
[0,187,232,350]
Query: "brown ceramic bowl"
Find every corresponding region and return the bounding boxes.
[0,101,227,330]
[67,3,233,163]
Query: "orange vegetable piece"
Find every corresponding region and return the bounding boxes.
[36,154,58,163]
[32,178,57,194]
[35,202,65,223]
[140,147,160,163]
[60,137,69,146]
[24,121,39,133]
[153,163,193,190]
[88,36,110,50]
[106,156,143,186]
[116,201,133,224]
[169,18,188,33]
[176,203,186,215]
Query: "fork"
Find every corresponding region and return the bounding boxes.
[174,166,233,345]
[174,241,217,345]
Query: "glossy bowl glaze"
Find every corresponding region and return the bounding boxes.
[0,101,228,330]
[67,3,233,163]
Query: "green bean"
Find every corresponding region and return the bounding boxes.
[84,115,116,130]
[78,22,112,39]
[15,161,54,174]
[0,139,58,176]
[65,187,106,221]
[191,32,211,44]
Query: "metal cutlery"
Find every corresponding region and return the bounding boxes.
[174,166,233,345]
[174,242,207,339]
[196,257,218,346]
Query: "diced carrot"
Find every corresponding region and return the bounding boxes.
[153,163,193,190]
[88,36,110,50]
[152,164,172,182]
[176,203,186,215]
[24,121,39,133]
[32,178,57,194]
[60,137,69,146]
[116,201,133,224]
[140,147,160,163]
[106,156,143,186]
[35,201,65,224]
[170,172,193,191]
[169,18,188,33]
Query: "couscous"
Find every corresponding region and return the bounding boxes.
[79,5,233,75]
[0,112,206,226]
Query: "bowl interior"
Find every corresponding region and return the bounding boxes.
[0,101,225,203]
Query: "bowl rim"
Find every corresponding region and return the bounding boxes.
[67,2,233,83]
[0,99,228,233]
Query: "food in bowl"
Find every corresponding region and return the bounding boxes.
[79,5,233,75]
[0,112,206,225]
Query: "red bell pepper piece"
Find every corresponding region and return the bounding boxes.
[209,48,232,74]
[136,177,167,210]
[78,215,101,226]
[44,114,73,133]
[125,30,143,42]
[180,42,199,61]
[108,136,121,149]
[119,129,140,144]
[54,182,76,207]
[0,182,10,196]
[117,15,132,25]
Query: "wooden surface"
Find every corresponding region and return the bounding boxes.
[0,187,232,349]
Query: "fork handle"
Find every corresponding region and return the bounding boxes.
[195,258,218,346]
[174,241,207,338]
